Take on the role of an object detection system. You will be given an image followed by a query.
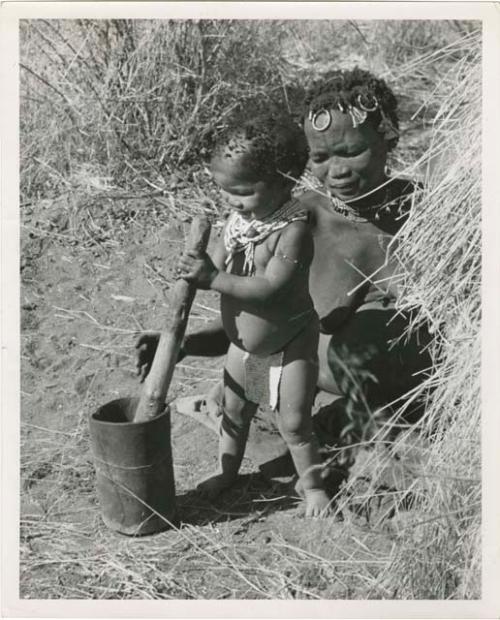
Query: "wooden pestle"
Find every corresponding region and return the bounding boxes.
[133,216,211,423]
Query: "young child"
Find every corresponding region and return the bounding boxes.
[137,69,432,476]
[176,112,332,517]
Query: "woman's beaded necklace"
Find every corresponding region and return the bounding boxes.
[327,187,393,223]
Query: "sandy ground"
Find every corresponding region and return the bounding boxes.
[20,194,421,599]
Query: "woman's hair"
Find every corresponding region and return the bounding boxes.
[303,67,400,149]
[212,108,309,182]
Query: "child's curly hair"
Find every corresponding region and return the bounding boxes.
[213,105,309,182]
[303,67,400,149]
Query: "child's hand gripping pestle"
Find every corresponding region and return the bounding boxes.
[133,217,211,423]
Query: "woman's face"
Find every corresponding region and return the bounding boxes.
[305,109,388,203]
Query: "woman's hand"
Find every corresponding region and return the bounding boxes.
[135,332,186,382]
[135,333,159,382]
[176,251,219,290]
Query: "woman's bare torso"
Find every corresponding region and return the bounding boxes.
[299,181,415,332]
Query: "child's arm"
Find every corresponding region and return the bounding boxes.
[173,230,229,356]
[135,232,228,381]
[176,226,226,290]
[179,221,312,303]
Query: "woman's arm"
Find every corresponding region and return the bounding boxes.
[182,316,229,357]
[135,316,228,381]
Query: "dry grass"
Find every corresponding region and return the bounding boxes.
[20,20,481,600]
[330,30,482,598]
[385,32,481,598]
[20,19,298,202]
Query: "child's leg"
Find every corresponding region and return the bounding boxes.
[197,344,258,499]
[277,318,331,516]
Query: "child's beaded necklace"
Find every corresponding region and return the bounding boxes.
[224,198,308,275]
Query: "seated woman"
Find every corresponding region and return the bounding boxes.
[137,68,432,465]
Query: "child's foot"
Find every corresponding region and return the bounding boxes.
[303,488,332,517]
[196,472,237,500]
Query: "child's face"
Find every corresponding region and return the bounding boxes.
[211,150,288,219]
[305,110,388,203]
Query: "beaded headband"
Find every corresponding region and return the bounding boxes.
[308,93,398,141]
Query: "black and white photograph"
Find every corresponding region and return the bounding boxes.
[1,2,499,616]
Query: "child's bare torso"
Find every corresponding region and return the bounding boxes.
[221,227,314,355]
